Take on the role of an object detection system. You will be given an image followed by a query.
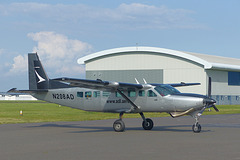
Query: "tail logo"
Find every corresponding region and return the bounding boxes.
[35,70,46,83]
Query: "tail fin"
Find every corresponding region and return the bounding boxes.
[28,53,49,90]
[28,53,70,90]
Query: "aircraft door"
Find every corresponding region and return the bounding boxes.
[133,90,147,110]
[145,90,161,111]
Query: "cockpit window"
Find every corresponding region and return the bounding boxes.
[154,85,180,96]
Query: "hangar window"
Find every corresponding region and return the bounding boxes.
[228,71,240,86]
[221,96,224,101]
[236,96,239,101]
[228,96,231,101]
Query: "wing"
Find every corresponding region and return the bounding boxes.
[168,82,201,87]
[150,82,201,87]
[53,78,152,91]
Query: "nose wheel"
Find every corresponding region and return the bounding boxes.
[191,112,202,133]
[192,122,201,133]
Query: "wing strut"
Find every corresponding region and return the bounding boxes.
[116,89,141,112]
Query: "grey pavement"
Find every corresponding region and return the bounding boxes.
[0,114,240,160]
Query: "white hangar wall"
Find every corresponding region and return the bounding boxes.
[206,70,240,105]
[85,51,207,95]
[78,47,240,105]
[207,70,240,95]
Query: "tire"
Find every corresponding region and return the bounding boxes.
[142,118,154,130]
[113,120,125,132]
[192,123,201,133]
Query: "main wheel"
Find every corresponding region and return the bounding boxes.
[142,118,154,130]
[113,120,125,132]
[192,123,201,133]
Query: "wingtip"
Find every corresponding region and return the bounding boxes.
[7,88,17,93]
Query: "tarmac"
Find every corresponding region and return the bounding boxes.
[0,114,240,160]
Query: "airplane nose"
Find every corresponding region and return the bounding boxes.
[203,97,216,104]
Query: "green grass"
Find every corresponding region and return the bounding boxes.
[0,101,240,124]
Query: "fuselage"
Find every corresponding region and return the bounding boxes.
[32,85,205,113]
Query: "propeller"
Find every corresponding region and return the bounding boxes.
[206,77,219,112]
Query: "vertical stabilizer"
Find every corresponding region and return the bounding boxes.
[28,53,49,90]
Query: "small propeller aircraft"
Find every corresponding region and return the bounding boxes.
[9,53,219,133]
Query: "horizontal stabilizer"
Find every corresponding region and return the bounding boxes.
[8,88,48,94]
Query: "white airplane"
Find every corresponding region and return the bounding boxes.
[9,53,218,133]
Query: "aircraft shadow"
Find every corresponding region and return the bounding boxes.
[26,123,211,133]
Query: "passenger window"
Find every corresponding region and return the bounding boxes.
[139,90,145,97]
[128,90,136,97]
[147,90,157,97]
[77,92,83,98]
[103,91,111,97]
[115,92,122,97]
[93,91,100,97]
[85,91,92,98]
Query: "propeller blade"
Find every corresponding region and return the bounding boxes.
[213,105,219,112]
[208,77,212,98]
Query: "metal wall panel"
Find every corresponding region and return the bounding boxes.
[86,69,163,84]
[206,70,240,95]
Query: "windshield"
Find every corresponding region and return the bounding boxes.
[154,85,180,96]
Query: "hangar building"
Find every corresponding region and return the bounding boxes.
[78,47,240,105]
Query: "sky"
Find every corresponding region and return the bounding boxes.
[0,0,240,91]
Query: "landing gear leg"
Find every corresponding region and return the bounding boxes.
[192,113,202,133]
[140,112,154,130]
[113,112,125,132]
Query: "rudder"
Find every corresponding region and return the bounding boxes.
[28,53,49,90]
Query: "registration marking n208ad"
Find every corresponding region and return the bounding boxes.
[52,93,74,100]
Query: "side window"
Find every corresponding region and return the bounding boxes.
[228,96,231,101]
[93,91,100,97]
[139,90,145,97]
[147,90,157,97]
[85,91,92,98]
[77,92,83,98]
[128,90,136,97]
[103,91,111,97]
[221,96,224,101]
[115,91,123,97]
[236,96,239,101]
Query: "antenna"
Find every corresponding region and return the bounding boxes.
[135,78,140,84]
[143,78,147,84]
